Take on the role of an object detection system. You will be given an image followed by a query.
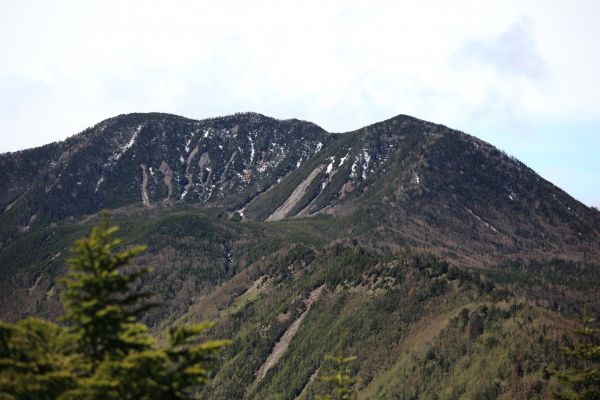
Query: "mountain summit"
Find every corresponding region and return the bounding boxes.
[2,112,598,264]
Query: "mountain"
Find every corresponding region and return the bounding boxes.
[1,112,599,398]
[0,112,329,237]
[2,112,598,263]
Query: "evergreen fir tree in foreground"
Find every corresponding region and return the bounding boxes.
[0,217,229,399]
[555,307,600,400]
[316,335,359,400]
[60,221,155,368]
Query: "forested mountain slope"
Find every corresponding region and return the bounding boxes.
[1,112,599,398]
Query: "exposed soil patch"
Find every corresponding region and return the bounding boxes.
[251,285,325,390]
[140,164,150,206]
[267,165,324,221]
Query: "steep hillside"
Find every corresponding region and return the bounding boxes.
[0,112,330,244]
[183,243,579,399]
[244,114,600,265]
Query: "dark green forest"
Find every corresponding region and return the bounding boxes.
[1,219,598,399]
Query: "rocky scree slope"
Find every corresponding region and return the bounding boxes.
[0,112,331,243]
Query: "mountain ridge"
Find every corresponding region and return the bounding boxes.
[1,112,598,261]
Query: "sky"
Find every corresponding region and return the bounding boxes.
[0,0,599,208]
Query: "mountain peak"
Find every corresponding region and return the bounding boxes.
[1,111,598,268]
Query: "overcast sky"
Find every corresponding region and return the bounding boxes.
[0,0,599,207]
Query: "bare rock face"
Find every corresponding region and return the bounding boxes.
[159,160,174,201]
[140,164,150,207]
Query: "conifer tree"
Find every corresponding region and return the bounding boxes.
[60,218,154,367]
[555,307,600,400]
[60,321,229,400]
[0,216,229,399]
[0,318,77,399]
[316,335,359,400]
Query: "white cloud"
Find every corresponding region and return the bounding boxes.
[456,20,547,80]
[0,0,598,206]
